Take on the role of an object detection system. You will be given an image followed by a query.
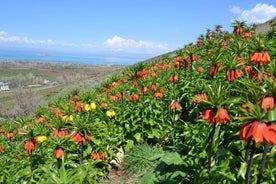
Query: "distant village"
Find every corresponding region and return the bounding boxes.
[0,79,53,91]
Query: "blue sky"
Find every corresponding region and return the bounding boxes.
[0,0,276,58]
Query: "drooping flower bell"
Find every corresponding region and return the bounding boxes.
[249,52,271,64]
[200,108,230,124]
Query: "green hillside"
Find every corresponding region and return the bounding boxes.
[0,19,276,184]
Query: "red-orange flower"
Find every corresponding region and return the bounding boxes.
[200,108,230,124]
[151,84,157,92]
[101,102,109,109]
[154,92,163,99]
[6,132,14,139]
[91,151,107,160]
[53,129,69,137]
[250,52,271,64]
[175,56,183,63]
[227,69,242,81]
[209,65,218,76]
[260,96,275,112]
[54,147,64,159]
[169,75,178,82]
[36,117,46,123]
[242,32,252,38]
[91,152,101,160]
[71,131,92,143]
[110,95,118,101]
[192,93,208,103]
[0,145,3,152]
[197,66,203,73]
[140,86,148,94]
[240,121,276,144]
[170,101,180,110]
[25,141,35,154]
[129,94,139,101]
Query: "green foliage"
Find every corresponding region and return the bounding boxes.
[0,20,276,183]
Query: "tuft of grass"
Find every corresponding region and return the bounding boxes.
[123,144,164,177]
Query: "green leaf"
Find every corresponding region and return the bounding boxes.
[134,133,141,142]
[266,108,276,122]
[160,152,184,165]
[125,140,134,153]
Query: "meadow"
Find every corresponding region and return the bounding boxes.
[0,19,276,184]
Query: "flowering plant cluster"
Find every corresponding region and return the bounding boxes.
[0,20,276,183]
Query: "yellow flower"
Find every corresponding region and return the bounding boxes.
[106,110,115,118]
[37,135,47,143]
[84,104,91,111]
[68,115,74,121]
[84,103,96,111]
[90,102,96,110]
[62,115,74,121]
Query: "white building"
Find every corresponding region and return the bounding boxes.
[0,81,9,91]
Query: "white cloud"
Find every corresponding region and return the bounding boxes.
[0,31,170,54]
[0,30,96,48]
[0,31,55,45]
[230,5,242,14]
[103,35,170,54]
[230,3,276,24]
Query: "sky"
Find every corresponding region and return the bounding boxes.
[0,0,276,59]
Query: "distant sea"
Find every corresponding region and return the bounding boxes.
[0,48,150,65]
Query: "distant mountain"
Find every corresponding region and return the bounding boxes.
[254,17,276,34]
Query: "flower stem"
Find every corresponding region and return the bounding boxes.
[257,143,269,184]
[244,139,251,161]
[29,152,33,174]
[56,159,61,172]
[245,141,255,184]
[208,123,217,172]
[80,142,84,164]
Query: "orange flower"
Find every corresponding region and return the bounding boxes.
[36,117,46,123]
[197,66,203,73]
[221,40,227,46]
[241,103,252,112]
[0,145,3,152]
[54,147,64,159]
[250,52,271,64]
[75,102,85,111]
[110,95,118,101]
[174,61,180,69]
[6,132,14,139]
[242,32,252,38]
[169,75,178,82]
[200,108,230,124]
[170,101,180,110]
[71,131,92,143]
[91,151,106,160]
[249,70,263,81]
[175,56,183,63]
[53,129,69,137]
[25,141,35,154]
[192,93,208,103]
[151,84,157,92]
[140,86,148,94]
[240,121,276,144]
[129,94,139,101]
[133,81,138,86]
[260,96,275,112]
[154,92,163,99]
[151,72,159,77]
[91,152,101,160]
[242,65,252,73]
[209,64,219,76]
[227,69,242,81]
[101,102,109,109]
